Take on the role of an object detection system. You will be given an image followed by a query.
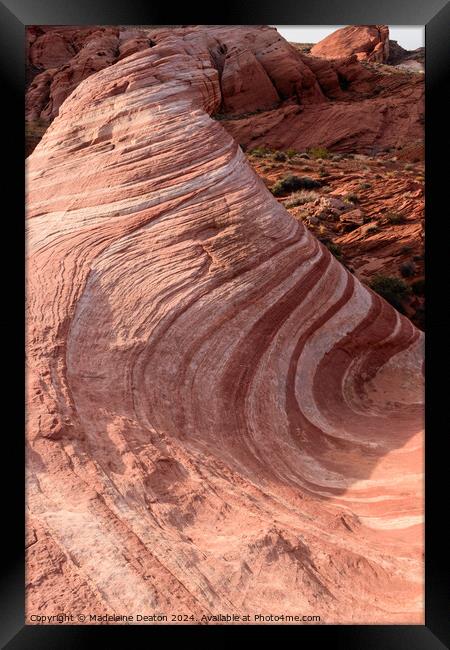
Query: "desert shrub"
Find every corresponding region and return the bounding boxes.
[273,151,287,162]
[405,163,415,171]
[344,193,359,204]
[249,146,272,158]
[285,190,320,207]
[270,175,321,196]
[385,212,405,225]
[285,148,297,159]
[367,226,379,235]
[308,146,330,160]
[359,182,372,190]
[400,245,413,254]
[369,274,410,311]
[400,261,416,278]
[411,278,425,295]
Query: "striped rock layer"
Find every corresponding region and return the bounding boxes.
[310,25,390,62]
[26,27,424,624]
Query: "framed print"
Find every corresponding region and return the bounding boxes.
[1,0,448,647]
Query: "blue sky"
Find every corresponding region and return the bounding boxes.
[274,26,424,50]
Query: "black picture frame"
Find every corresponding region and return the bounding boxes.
[2,0,449,647]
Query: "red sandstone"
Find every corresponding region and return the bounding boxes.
[26,26,424,624]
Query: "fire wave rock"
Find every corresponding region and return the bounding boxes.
[310,25,390,63]
[26,29,424,623]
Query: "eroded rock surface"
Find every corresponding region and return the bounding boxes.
[26,26,424,624]
[310,25,390,63]
[26,25,424,157]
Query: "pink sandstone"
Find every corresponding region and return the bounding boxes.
[26,26,424,624]
[310,25,390,63]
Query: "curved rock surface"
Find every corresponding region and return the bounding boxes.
[26,26,155,120]
[26,26,424,156]
[311,25,390,63]
[26,27,424,624]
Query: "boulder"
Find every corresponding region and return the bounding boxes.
[311,25,390,63]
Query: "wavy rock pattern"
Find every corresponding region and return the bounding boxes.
[26,28,424,623]
[311,25,390,63]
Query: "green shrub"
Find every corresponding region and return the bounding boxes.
[270,175,321,196]
[285,190,321,207]
[369,274,410,312]
[273,151,287,162]
[358,182,372,190]
[324,241,343,260]
[308,146,330,160]
[249,146,271,158]
[285,148,297,159]
[344,193,359,204]
[366,226,379,235]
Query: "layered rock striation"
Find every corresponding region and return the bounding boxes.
[26,26,424,623]
[310,25,390,63]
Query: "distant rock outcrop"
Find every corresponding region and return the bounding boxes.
[26,25,424,158]
[311,25,390,63]
[26,26,423,623]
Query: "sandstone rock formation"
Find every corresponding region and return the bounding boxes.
[26,26,424,159]
[224,68,424,155]
[310,25,390,63]
[26,26,155,120]
[246,148,425,328]
[26,26,424,624]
